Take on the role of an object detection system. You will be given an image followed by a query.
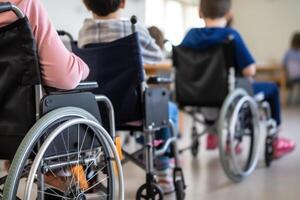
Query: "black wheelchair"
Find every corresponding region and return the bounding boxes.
[0,3,124,199]
[58,16,186,200]
[173,37,277,182]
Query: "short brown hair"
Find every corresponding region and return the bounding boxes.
[83,0,121,16]
[200,0,231,19]
[291,32,300,50]
[148,26,165,50]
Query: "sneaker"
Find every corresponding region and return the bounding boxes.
[225,142,243,155]
[157,168,175,194]
[206,133,218,150]
[70,165,89,190]
[272,137,296,159]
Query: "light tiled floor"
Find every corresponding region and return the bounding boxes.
[0,107,299,199]
[123,106,300,200]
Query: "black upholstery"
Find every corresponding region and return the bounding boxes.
[173,39,254,108]
[173,43,231,107]
[71,33,145,126]
[0,18,41,159]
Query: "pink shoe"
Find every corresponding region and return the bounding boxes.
[272,137,296,159]
[225,142,243,155]
[206,134,218,150]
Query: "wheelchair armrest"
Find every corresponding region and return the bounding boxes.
[254,92,265,103]
[147,76,173,85]
[45,82,99,94]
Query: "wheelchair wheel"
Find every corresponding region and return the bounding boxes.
[218,89,260,182]
[191,127,200,158]
[136,183,163,200]
[265,136,274,167]
[3,107,124,200]
[173,167,186,200]
[175,180,185,200]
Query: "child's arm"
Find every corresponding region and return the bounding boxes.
[233,31,256,77]
[25,0,89,89]
[242,64,256,77]
[137,25,164,64]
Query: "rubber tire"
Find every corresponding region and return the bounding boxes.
[136,183,163,200]
[3,107,122,200]
[175,180,185,200]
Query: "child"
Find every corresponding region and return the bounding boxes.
[283,32,300,82]
[181,0,295,159]
[78,0,163,64]
[79,0,178,193]
[148,26,165,50]
[0,0,90,196]
[0,0,89,89]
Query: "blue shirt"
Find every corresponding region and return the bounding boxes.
[181,27,255,72]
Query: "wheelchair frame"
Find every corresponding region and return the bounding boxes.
[58,18,187,199]
[177,64,277,182]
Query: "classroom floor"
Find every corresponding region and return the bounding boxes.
[123,106,300,200]
[0,106,298,199]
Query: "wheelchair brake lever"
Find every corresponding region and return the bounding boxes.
[147,76,173,85]
[254,92,265,103]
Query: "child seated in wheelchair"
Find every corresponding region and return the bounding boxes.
[78,0,179,193]
[0,0,90,193]
[0,0,89,90]
[180,0,295,159]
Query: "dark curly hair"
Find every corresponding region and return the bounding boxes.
[83,0,121,16]
[291,32,300,50]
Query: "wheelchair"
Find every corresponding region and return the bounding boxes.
[0,3,124,199]
[172,37,278,182]
[58,16,186,200]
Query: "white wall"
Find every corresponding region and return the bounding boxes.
[232,0,300,64]
[41,0,146,39]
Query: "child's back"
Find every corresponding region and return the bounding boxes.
[78,18,163,64]
[181,27,255,74]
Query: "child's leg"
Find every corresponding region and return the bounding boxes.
[155,102,178,193]
[252,81,295,158]
[252,82,281,125]
[155,102,178,167]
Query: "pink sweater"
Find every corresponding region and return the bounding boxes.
[0,0,89,89]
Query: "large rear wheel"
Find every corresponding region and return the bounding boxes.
[218,89,260,182]
[3,107,124,200]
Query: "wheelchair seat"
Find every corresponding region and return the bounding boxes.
[68,30,186,199]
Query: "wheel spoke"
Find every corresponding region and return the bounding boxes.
[83,176,108,193]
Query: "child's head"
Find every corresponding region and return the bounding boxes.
[83,0,125,17]
[200,0,232,19]
[148,26,165,50]
[291,32,300,50]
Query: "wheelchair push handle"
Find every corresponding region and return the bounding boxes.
[0,2,11,13]
[130,15,137,33]
[57,30,74,42]
[0,2,25,18]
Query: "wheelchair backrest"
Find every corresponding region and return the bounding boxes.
[0,9,41,138]
[173,39,236,107]
[71,33,144,125]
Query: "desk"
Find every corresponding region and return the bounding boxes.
[144,61,172,76]
[256,64,287,106]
